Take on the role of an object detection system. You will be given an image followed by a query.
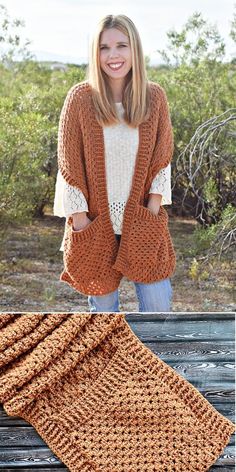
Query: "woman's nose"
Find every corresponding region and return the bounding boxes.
[109,49,120,58]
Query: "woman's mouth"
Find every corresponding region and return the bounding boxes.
[108,62,124,71]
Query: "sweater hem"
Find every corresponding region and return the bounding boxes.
[60,270,122,296]
[19,409,98,472]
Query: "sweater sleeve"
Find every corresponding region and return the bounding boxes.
[57,84,89,202]
[145,85,174,194]
[148,163,172,205]
[53,169,88,218]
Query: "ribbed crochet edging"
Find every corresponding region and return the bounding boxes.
[70,216,101,242]
[0,313,20,328]
[136,203,169,223]
[59,167,89,200]
[0,313,70,369]
[1,313,125,413]
[20,408,99,472]
[0,313,45,352]
[19,316,235,472]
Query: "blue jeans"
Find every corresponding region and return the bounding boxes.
[88,234,173,312]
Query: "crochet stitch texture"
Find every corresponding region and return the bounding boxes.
[57,80,176,296]
[0,313,235,472]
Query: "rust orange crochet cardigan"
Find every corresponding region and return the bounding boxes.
[57,80,176,295]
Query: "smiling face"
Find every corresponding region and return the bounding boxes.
[99,27,132,86]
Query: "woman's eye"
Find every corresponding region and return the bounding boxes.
[100,45,126,50]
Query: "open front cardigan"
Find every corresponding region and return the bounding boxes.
[54,100,172,239]
[57,80,176,296]
[0,313,235,472]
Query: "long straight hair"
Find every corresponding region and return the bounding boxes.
[86,14,151,128]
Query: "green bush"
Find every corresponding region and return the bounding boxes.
[0,61,85,222]
[192,203,236,256]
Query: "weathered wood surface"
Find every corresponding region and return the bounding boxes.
[0,312,235,471]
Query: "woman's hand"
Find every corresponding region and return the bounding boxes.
[147,193,162,216]
[72,211,92,231]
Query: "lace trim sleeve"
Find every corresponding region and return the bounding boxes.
[53,169,88,218]
[148,163,172,205]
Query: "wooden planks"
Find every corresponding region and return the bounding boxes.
[0,312,235,471]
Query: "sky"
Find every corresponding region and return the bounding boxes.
[3,0,236,65]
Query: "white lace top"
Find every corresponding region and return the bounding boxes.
[54,102,172,251]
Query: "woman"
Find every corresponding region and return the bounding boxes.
[54,14,176,312]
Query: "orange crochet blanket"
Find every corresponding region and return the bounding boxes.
[57,81,176,296]
[1,313,234,472]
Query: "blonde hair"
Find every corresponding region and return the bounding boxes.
[86,14,151,128]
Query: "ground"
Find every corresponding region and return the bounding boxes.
[0,212,235,312]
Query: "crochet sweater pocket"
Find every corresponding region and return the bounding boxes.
[61,215,121,295]
[127,204,176,282]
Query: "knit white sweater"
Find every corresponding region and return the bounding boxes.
[54,102,172,251]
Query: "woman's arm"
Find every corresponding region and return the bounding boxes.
[53,170,91,231]
[147,163,172,215]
